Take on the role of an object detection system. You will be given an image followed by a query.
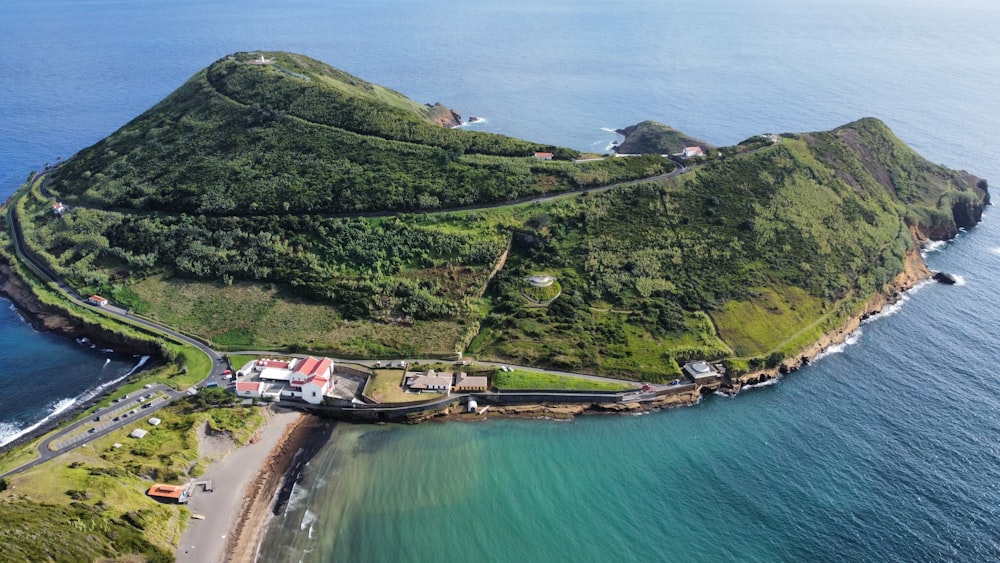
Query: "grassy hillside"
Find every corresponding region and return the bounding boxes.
[0,390,261,563]
[615,120,715,155]
[48,51,669,216]
[13,51,988,373]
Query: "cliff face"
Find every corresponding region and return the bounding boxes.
[426,102,463,128]
[0,261,163,356]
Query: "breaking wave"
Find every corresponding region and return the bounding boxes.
[0,397,75,448]
[813,329,863,362]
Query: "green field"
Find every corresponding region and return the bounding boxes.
[366,369,443,403]
[493,369,637,391]
[1,397,264,561]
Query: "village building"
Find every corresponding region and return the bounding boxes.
[148,417,162,426]
[534,151,554,160]
[235,381,262,398]
[130,428,148,439]
[87,295,109,307]
[682,361,721,384]
[234,356,335,404]
[454,373,488,392]
[681,146,704,158]
[407,369,453,392]
[52,202,66,215]
[147,484,189,504]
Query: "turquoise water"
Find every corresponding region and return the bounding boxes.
[1,0,999,560]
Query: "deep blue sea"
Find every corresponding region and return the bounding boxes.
[2,0,999,560]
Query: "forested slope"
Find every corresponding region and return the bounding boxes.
[13,51,989,375]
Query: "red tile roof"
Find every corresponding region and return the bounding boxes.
[236,381,261,392]
[257,359,290,369]
[148,484,185,499]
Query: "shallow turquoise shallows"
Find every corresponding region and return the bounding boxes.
[1,0,998,561]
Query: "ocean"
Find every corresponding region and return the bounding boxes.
[1,0,998,560]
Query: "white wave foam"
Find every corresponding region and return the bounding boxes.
[813,329,863,362]
[102,358,110,368]
[301,509,316,531]
[100,348,114,354]
[77,355,151,404]
[992,247,1000,255]
[951,274,966,286]
[921,240,947,257]
[76,337,89,345]
[0,397,75,448]
[284,482,309,515]
[742,378,780,390]
[7,302,30,326]
[0,355,152,448]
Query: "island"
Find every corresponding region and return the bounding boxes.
[0,51,989,561]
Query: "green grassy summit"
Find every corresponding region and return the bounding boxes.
[11,52,988,378]
[49,51,668,216]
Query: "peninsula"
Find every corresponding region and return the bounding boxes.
[0,51,989,561]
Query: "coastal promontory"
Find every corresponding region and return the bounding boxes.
[7,51,990,383]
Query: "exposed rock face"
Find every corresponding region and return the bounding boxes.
[426,102,462,128]
[724,246,932,392]
[0,261,163,356]
[933,271,958,285]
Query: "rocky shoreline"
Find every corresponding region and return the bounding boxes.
[222,413,332,563]
[0,261,164,357]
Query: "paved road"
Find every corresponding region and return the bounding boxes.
[2,179,229,477]
[0,159,717,477]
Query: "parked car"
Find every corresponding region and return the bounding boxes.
[143,384,152,389]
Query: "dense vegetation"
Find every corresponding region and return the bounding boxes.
[469,120,988,377]
[615,120,715,155]
[14,51,988,377]
[48,52,669,216]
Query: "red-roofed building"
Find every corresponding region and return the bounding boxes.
[534,152,554,160]
[148,484,189,503]
[290,356,334,404]
[236,381,263,398]
[52,202,66,215]
[255,359,291,370]
[681,146,704,158]
[87,295,109,307]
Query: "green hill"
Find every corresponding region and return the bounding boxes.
[48,51,669,215]
[9,53,989,376]
[615,120,715,155]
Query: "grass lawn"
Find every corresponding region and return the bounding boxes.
[713,286,827,358]
[130,275,471,356]
[366,369,443,403]
[493,369,637,391]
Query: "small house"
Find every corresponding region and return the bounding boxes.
[52,202,66,215]
[408,370,453,392]
[236,381,263,398]
[147,484,189,504]
[148,417,162,426]
[87,295,109,307]
[534,152,554,160]
[454,374,488,392]
[681,146,704,158]
[130,428,148,439]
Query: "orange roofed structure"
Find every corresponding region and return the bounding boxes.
[147,484,189,503]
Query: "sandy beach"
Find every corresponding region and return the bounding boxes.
[175,407,312,563]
